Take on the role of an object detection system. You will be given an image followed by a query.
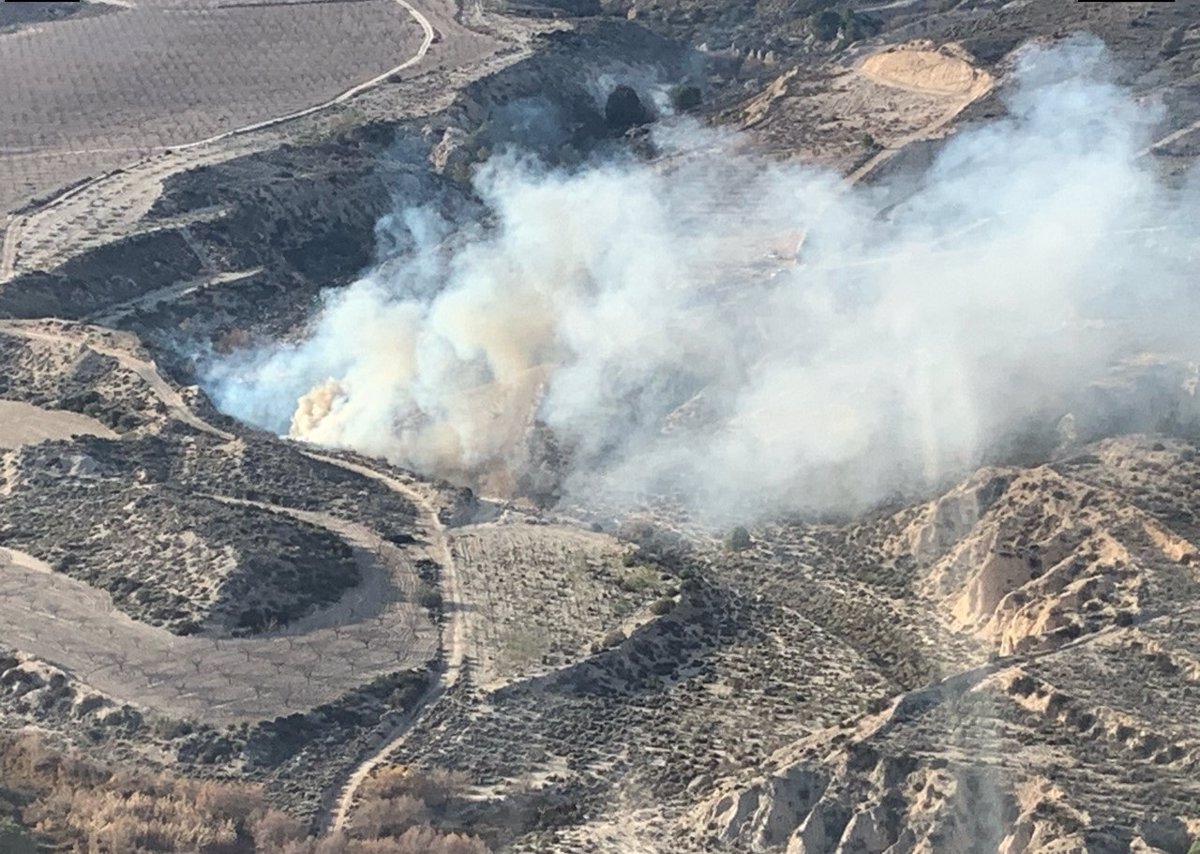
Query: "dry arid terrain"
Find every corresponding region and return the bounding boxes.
[1,0,1200,852]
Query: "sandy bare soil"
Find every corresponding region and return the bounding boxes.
[0,400,117,448]
[731,40,993,180]
[858,44,990,97]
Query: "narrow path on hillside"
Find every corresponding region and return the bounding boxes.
[89,267,262,326]
[302,451,474,835]
[0,215,21,283]
[1138,115,1200,158]
[0,321,233,440]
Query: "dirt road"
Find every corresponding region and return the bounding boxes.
[302,451,475,834]
[0,321,233,440]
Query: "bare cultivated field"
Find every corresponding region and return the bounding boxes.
[0,520,436,724]
[0,0,518,281]
[0,0,423,212]
[449,521,658,687]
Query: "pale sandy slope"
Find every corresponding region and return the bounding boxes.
[0,400,116,449]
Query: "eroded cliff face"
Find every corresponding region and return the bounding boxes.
[690,433,1200,854]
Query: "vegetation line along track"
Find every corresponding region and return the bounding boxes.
[0,215,21,282]
[303,452,472,835]
[1138,115,1200,157]
[0,0,435,283]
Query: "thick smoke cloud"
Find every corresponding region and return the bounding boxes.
[203,37,1200,520]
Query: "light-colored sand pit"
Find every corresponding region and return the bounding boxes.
[0,399,117,449]
[735,41,994,182]
[845,42,994,184]
[859,46,992,98]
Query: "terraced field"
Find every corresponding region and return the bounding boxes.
[0,0,425,212]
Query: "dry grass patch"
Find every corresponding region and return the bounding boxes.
[0,732,490,853]
[340,766,486,852]
[0,730,306,852]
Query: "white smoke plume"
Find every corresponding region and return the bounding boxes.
[203,37,1200,520]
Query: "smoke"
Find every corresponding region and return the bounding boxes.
[203,37,1200,521]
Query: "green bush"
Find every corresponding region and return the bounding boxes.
[417,583,444,614]
[649,597,675,616]
[726,526,752,551]
[669,85,702,113]
[600,628,626,650]
[1187,838,1200,854]
[619,565,662,594]
[1162,26,1184,58]
[811,9,841,41]
[835,10,880,45]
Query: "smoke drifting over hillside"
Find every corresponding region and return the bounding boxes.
[204,38,1200,520]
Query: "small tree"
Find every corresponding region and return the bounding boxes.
[669,85,702,113]
[838,10,878,45]
[605,85,648,131]
[725,526,752,551]
[811,9,841,41]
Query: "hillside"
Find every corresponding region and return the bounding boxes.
[0,0,1198,851]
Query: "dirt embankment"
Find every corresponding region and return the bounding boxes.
[858,43,992,98]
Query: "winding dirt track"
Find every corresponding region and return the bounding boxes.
[0,321,465,731]
[0,321,233,440]
[0,317,474,827]
[0,512,436,724]
[301,452,474,835]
